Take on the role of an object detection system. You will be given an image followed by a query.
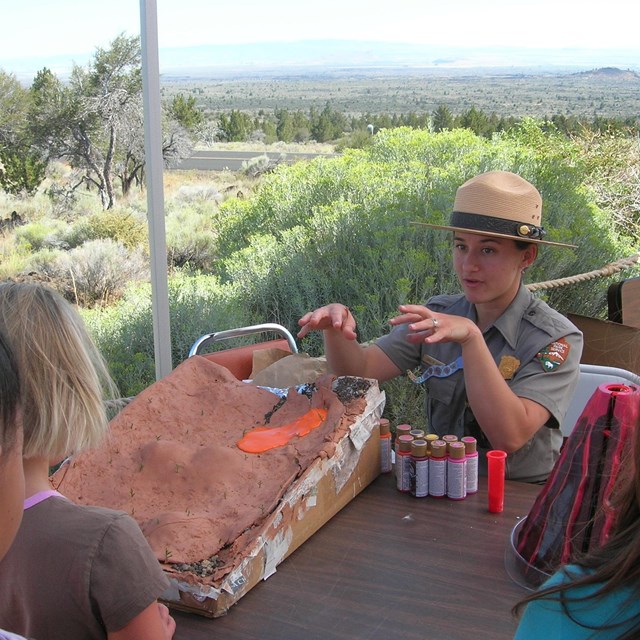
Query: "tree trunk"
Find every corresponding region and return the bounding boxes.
[103,126,116,209]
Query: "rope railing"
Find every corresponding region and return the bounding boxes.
[527,253,640,292]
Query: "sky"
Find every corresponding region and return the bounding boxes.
[1,0,639,64]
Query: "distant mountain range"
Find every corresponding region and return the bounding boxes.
[5,40,640,82]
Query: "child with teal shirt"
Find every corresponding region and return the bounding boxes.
[514,407,640,639]
[515,565,640,639]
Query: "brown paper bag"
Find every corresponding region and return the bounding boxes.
[250,352,329,388]
[249,348,293,377]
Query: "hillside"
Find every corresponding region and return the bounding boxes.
[573,66,640,80]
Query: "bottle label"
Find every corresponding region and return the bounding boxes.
[428,458,446,497]
[466,453,479,494]
[447,458,467,500]
[396,452,412,492]
[380,436,392,473]
[411,457,429,497]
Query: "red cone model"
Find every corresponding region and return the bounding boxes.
[515,382,640,585]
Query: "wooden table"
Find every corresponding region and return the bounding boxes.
[172,473,541,640]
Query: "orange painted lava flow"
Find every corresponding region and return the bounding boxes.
[237,408,329,454]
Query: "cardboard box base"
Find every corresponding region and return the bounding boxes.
[569,313,640,374]
[160,381,385,618]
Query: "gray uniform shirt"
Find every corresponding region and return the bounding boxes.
[376,285,583,482]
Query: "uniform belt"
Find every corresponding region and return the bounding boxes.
[409,356,463,384]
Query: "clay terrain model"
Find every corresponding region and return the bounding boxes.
[51,356,378,593]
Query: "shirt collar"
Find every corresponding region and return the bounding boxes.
[492,284,531,349]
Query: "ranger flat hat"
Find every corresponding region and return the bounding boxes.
[414,170,576,248]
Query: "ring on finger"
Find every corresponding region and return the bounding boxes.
[432,317,439,330]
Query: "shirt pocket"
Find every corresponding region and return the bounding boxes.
[426,375,458,405]
[426,375,461,434]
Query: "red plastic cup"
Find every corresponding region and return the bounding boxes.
[487,449,507,513]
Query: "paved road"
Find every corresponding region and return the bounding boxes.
[174,150,338,172]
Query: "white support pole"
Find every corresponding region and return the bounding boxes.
[140,0,173,379]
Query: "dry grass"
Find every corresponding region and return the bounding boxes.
[162,168,261,201]
[164,141,334,198]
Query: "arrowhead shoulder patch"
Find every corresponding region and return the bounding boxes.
[536,337,571,372]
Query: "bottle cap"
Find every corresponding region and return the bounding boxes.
[379,418,390,436]
[397,434,414,452]
[396,424,412,438]
[448,441,466,459]
[410,439,428,457]
[425,433,439,452]
[461,436,477,454]
[409,429,425,439]
[430,440,447,458]
[441,434,458,453]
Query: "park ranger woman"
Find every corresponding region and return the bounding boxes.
[298,170,583,482]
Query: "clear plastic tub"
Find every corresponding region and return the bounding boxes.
[504,516,552,591]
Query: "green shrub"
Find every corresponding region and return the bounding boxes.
[22,247,66,279]
[66,209,147,249]
[214,126,631,352]
[0,251,28,279]
[0,148,46,196]
[335,129,375,152]
[574,130,640,245]
[165,205,219,272]
[14,219,70,252]
[82,272,246,396]
[82,296,156,397]
[83,126,636,415]
[381,378,428,432]
[26,239,148,307]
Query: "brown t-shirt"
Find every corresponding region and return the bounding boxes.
[0,495,169,639]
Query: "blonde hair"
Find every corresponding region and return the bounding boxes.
[0,329,20,453]
[0,282,118,461]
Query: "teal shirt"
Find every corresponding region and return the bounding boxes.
[514,566,640,639]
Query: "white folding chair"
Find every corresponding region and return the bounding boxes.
[560,364,640,437]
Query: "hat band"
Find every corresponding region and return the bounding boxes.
[450,211,546,240]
